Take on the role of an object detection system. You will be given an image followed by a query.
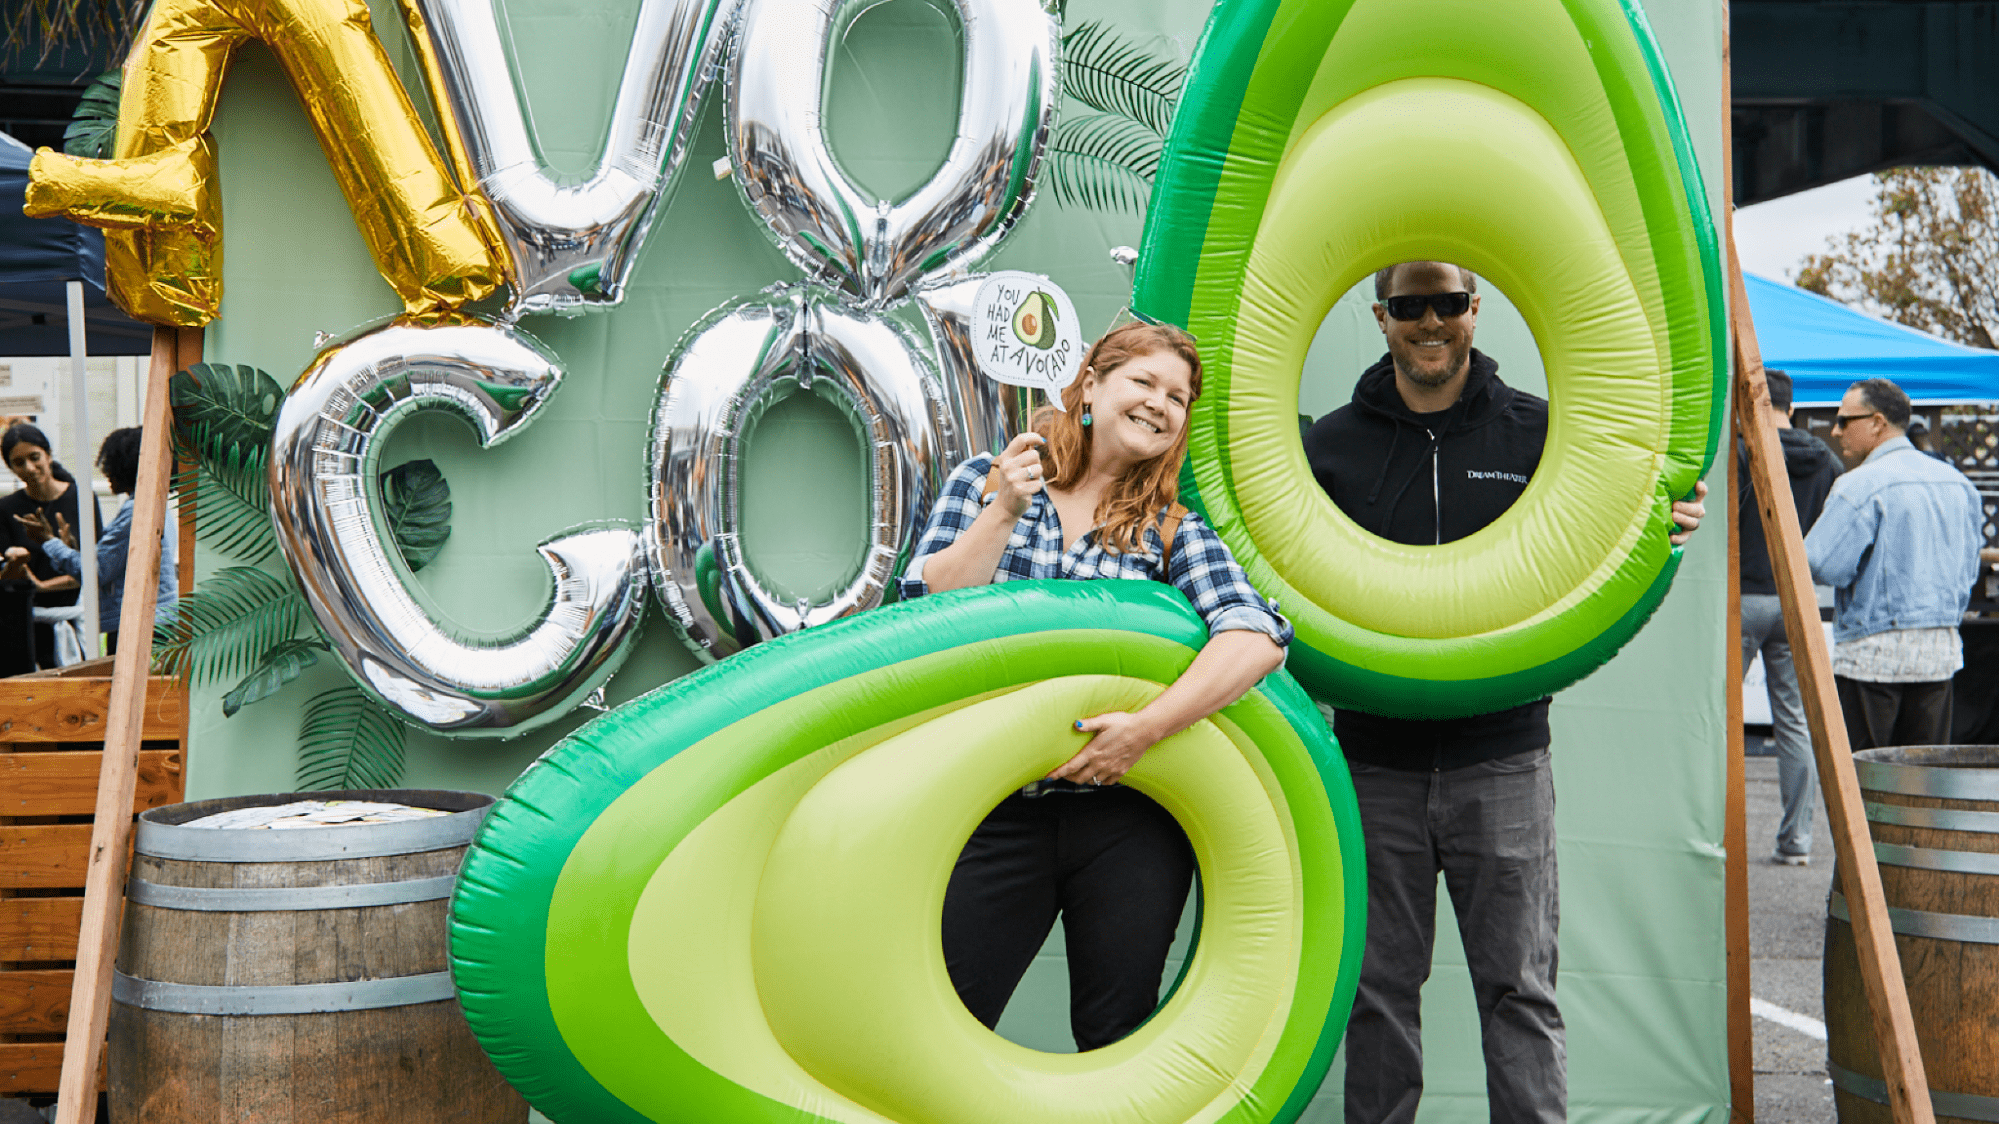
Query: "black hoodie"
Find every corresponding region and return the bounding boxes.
[1302,348,1552,771]
[1738,427,1843,596]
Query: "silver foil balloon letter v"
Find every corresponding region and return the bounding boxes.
[401,0,741,315]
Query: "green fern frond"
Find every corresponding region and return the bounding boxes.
[174,442,278,563]
[296,686,407,791]
[1046,113,1161,215]
[1061,21,1182,136]
[153,567,303,688]
[220,637,327,717]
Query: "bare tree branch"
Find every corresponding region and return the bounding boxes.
[1796,167,1999,350]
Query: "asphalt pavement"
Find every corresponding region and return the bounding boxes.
[1745,745,1837,1124]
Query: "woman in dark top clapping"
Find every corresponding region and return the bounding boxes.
[0,423,102,669]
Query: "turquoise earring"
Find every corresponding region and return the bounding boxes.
[1081,411,1093,426]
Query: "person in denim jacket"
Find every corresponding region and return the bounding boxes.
[16,428,179,655]
[1807,378,1984,749]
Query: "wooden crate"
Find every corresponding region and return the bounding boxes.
[0,658,186,1098]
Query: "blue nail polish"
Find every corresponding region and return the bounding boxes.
[1073,720,1084,730]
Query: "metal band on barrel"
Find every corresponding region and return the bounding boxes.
[1872,842,1999,876]
[126,875,458,912]
[1830,891,1999,944]
[112,970,457,1014]
[1866,799,1999,834]
[1857,757,1999,801]
[1828,1061,1999,1122]
[134,809,484,862]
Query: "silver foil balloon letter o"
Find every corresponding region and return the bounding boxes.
[725,0,1061,304]
[648,288,949,661]
[271,321,648,736]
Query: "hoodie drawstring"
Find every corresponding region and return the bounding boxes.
[1365,424,1403,505]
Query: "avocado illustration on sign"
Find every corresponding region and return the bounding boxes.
[1011,290,1059,349]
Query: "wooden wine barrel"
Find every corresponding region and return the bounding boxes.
[1825,746,1999,1123]
[106,789,527,1123]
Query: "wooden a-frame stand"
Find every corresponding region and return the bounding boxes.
[1724,245,1936,1121]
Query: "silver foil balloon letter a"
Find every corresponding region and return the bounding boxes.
[401,0,741,314]
[271,321,648,736]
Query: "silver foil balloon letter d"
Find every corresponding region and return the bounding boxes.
[271,321,648,736]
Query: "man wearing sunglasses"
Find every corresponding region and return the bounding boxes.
[1301,260,1706,1124]
[1806,377,1983,751]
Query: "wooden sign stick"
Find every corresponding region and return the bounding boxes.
[1724,250,1933,1123]
[54,325,191,1124]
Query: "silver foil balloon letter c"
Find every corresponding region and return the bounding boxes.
[270,321,648,736]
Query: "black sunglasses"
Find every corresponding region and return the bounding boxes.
[1383,292,1473,321]
[1830,411,1879,429]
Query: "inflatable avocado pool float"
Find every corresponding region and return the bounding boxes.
[450,581,1364,1122]
[1136,0,1725,719]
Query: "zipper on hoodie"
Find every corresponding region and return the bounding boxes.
[1427,428,1441,544]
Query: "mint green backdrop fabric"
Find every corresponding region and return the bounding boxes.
[192,0,1729,1118]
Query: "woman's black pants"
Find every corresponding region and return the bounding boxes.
[941,786,1194,1051]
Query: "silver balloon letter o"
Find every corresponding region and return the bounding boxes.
[725,0,1061,303]
[270,321,649,736]
[647,288,950,660]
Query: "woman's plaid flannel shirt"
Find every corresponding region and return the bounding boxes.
[898,453,1292,646]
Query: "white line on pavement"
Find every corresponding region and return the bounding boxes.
[1752,997,1827,1040]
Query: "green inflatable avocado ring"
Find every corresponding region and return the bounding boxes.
[1136,0,1726,718]
[450,581,1365,1122]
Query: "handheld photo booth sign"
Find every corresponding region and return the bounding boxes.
[970,271,1083,401]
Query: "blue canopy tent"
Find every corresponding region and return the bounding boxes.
[0,132,152,357]
[1745,272,1999,406]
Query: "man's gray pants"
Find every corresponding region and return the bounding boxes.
[1742,593,1815,857]
[1343,747,1565,1124]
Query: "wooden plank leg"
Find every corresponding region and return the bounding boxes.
[1726,411,1754,1122]
[54,325,183,1124]
[1725,246,1933,1123]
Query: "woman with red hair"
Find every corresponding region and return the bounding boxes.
[899,321,1290,1050]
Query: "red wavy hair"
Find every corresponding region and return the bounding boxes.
[1030,321,1203,554]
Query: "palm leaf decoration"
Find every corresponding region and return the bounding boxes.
[221,637,327,718]
[381,459,452,572]
[1061,21,1182,135]
[153,566,303,688]
[1047,22,1185,215]
[171,363,283,456]
[1047,113,1161,216]
[296,685,408,791]
[63,69,121,159]
[175,444,278,563]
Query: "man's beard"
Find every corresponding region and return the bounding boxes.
[1395,344,1469,388]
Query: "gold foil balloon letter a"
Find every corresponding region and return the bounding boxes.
[24,0,508,326]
